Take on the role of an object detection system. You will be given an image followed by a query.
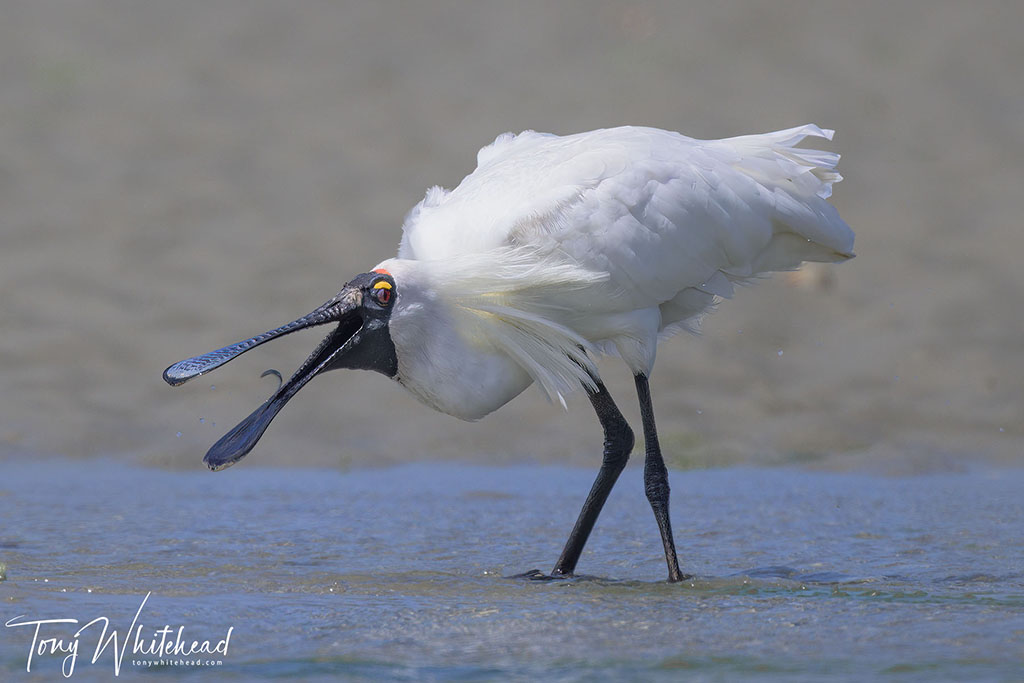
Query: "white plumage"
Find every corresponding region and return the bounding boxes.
[375,124,853,419]
[165,123,854,581]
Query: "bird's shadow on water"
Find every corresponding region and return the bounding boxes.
[738,564,868,584]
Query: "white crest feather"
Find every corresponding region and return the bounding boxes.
[415,248,606,403]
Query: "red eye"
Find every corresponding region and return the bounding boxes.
[375,287,392,305]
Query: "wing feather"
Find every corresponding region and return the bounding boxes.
[398,124,853,340]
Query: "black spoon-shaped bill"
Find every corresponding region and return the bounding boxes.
[202,317,361,470]
[162,286,368,470]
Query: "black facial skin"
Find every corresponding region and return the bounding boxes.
[326,273,398,377]
[163,272,398,470]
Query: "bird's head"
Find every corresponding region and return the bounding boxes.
[163,269,400,471]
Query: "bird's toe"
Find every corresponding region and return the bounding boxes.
[507,568,567,581]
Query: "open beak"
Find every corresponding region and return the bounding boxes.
[163,286,364,471]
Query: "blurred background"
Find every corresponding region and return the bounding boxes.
[2,0,1021,472]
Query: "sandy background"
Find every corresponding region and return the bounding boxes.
[2,0,1021,472]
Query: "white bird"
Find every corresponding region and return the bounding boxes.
[165,124,853,581]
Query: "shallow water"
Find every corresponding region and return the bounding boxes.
[1,459,1022,681]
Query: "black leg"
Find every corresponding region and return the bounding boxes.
[635,373,688,582]
[550,380,634,577]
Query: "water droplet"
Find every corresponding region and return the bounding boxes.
[999,427,1005,433]
[176,431,182,438]
[696,409,703,415]
[777,349,784,357]
[199,417,205,424]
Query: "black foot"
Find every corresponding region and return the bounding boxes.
[507,569,572,581]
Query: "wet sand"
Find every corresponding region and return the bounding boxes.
[1,0,1021,470]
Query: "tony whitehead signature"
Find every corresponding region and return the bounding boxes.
[5,592,233,677]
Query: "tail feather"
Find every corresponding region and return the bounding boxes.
[720,124,854,259]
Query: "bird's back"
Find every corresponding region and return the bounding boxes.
[386,125,852,395]
[398,125,852,336]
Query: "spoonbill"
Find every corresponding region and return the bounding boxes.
[164,124,853,581]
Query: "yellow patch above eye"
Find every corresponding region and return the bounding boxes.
[373,281,392,290]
